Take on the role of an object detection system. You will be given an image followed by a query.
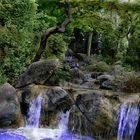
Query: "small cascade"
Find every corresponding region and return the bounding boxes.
[0,95,94,140]
[117,103,140,140]
[57,111,69,131]
[26,95,43,128]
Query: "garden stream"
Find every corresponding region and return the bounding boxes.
[0,94,139,140]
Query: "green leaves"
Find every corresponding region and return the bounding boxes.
[45,34,67,60]
[1,0,140,85]
[1,0,37,28]
[0,0,38,84]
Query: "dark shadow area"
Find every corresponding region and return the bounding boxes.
[134,118,140,140]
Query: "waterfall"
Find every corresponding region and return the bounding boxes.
[26,95,43,128]
[57,111,69,131]
[0,95,94,140]
[117,103,139,140]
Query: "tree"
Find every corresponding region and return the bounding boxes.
[33,0,72,62]
[87,32,93,57]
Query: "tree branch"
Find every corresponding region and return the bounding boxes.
[33,0,72,62]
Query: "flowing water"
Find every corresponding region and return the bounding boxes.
[117,103,139,140]
[0,95,139,140]
[0,96,140,140]
[0,95,93,140]
[26,95,43,128]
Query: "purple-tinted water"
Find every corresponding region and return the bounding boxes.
[0,130,27,140]
[59,131,93,140]
[26,95,43,128]
[117,103,139,140]
[57,111,69,131]
[0,95,94,140]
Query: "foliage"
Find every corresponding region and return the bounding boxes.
[0,71,7,85]
[51,67,71,85]
[86,61,110,72]
[0,0,37,85]
[121,73,140,93]
[45,34,67,60]
[1,0,140,85]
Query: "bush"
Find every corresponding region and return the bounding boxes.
[0,42,36,85]
[47,66,71,85]
[0,72,7,85]
[121,73,140,93]
[86,61,110,72]
[45,34,67,60]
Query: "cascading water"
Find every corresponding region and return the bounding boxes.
[26,95,43,128]
[117,103,139,140]
[0,94,93,140]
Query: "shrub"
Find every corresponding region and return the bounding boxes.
[47,67,71,86]
[121,73,140,93]
[0,72,7,85]
[86,61,110,72]
[45,34,67,60]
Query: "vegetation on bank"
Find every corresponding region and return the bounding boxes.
[1,0,140,90]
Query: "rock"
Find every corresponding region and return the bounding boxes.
[16,59,59,88]
[68,92,119,140]
[69,62,80,69]
[0,83,21,127]
[81,79,98,89]
[97,74,114,83]
[100,80,116,90]
[69,69,83,84]
[91,73,99,79]
[81,81,94,88]
[43,86,71,111]
[70,69,83,79]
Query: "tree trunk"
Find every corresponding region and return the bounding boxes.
[33,0,72,62]
[126,26,135,56]
[87,32,93,57]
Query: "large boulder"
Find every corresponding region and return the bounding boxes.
[16,59,59,88]
[97,74,114,83]
[97,74,116,90]
[0,83,22,127]
[68,92,119,140]
[100,80,117,90]
[43,86,71,110]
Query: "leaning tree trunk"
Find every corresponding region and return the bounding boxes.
[33,0,72,62]
[87,32,93,57]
